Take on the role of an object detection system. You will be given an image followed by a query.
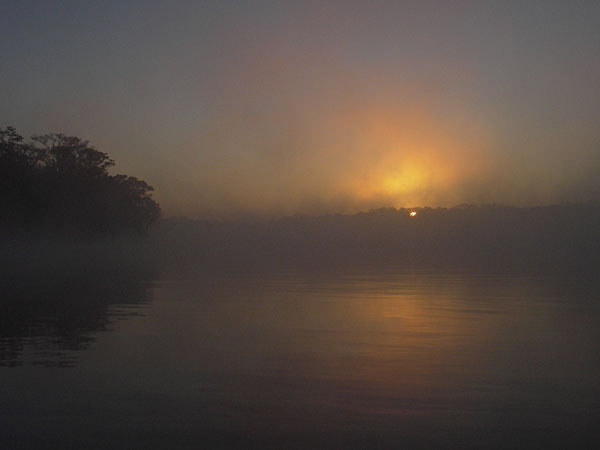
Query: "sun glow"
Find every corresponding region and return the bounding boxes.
[348,153,465,209]
[187,79,490,216]
[409,211,417,217]
[380,168,427,195]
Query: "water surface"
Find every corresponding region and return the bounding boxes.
[1,266,599,449]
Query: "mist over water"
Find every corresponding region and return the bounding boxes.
[2,212,600,449]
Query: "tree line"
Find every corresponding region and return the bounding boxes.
[0,126,160,236]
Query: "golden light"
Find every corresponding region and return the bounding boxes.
[380,168,426,195]
[409,211,417,217]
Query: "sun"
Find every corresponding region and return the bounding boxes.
[409,211,417,217]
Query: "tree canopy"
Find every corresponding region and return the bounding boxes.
[1,127,160,236]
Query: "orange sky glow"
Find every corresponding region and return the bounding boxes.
[4,1,600,218]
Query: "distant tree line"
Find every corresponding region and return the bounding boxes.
[0,126,160,236]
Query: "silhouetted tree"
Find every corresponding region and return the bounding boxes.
[0,127,160,236]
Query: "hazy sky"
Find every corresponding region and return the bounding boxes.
[2,0,599,217]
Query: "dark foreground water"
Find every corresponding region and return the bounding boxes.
[1,265,599,449]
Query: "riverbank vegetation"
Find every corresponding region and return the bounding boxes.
[0,126,160,236]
